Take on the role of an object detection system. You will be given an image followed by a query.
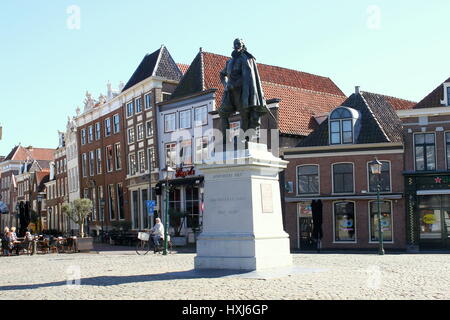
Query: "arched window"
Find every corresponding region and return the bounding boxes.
[329,107,358,145]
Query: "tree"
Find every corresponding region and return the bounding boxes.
[169,209,188,237]
[62,199,93,238]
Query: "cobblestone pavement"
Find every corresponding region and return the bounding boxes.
[0,246,449,300]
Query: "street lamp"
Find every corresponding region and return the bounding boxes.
[369,157,385,256]
[162,165,175,256]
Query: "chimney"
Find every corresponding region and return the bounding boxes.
[107,82,113,99]
[355,86,361,94]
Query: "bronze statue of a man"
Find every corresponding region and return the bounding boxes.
[218,39,267,141]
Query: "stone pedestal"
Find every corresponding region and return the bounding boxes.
[194,143,292,271]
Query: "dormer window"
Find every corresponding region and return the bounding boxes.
[441,83,450,106]
[447,86,450,107]
[329,107,358,145]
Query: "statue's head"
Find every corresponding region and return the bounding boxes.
[233,38,246,52]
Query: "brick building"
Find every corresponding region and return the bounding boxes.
[399,77,450,250]
[282,88,415,250]
[0,145,53,232]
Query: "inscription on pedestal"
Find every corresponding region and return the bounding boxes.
[210,195,247,215]
[260,184,273,213]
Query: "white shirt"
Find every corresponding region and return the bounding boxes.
[151,222,164,238]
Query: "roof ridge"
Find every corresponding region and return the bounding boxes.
[200,50,205,91]
[262,81,347,98]
[361,90,416,104]
[360,92,392,143]
[152,45,165,77]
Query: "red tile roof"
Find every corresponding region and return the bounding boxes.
[201,51,347,136]
[4,145,54,162]
[384,95,416,110]
[177,63,190,75]
[414,77,450,109]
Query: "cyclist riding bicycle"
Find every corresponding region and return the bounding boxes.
[150,218,164,248]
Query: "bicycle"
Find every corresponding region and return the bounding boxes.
[136,232,173,255]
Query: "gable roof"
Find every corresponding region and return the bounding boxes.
[414,77,450,109]
[4,145,54,162]
[122,46,183,92]
[297,91,414,147]
[171,50,347,136]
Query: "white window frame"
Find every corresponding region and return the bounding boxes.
[137,123,144,141]
[144,93,152,110]
[126,101,134,118]
[129,153,137,176]
[332,200,357,244]
[367,200,394,244]
[194,105,208,126]
[113,114,120,134]
[114,143,122,170]
[164,113,176,133]
[96,148,102,175]
[366,160,392,194]
[413,132,436,172]
[135,98,142,114]
[331,162,355,195]
[81,129,86,145]
[88,126,93,143]
[138,150,146,173]
[95,122,101,140]
[179,110,192,129]
[146,120,154,137]
[296,164,320,196]
[128,127,135,145]
[104,118,111,137]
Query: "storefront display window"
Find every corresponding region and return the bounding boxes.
[334,201,355,242]
[369,200,393,242]
[418,195,444,240]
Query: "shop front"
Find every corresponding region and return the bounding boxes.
[405,173,450,250]
[156,175,204,244]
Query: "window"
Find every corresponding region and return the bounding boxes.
[195,137,209,163]
[165,142,177,167]
[186,186,200,228]
[368,161,391,192]
[179,140,191,166]
[145,93,152,109]
[162,92,171,102]
[164,113,176,132]
[95,122,101,140]
[137,124,144,141]
[415,133,435,171]
[108,184,116,220]
[147,147,156,171]
[447,86,450,107]
[138,150,146,173]
[297,165,319,195]
[146,120,154,137]
[114,143,122,170]
[81,129,86,145]
[127,102,134,117]
[96,148,102,174]
[445,132,450,169]
[105,118,111,137]
[334,202,356,242]
[128,127,135,144]
[333,163,354,194]
[81,153,87,177]
[117,183,125,220]
[88,126,93,143]
[329,107,354,145]
[98,186,104,222]
[129,153,137,176]
[105,145,113,172]
[89,151,94,176]
[369,200,393,242]
[135,98,142,113]
[194,106,208,126]
[179,110,191,129]
[113,114,120,133]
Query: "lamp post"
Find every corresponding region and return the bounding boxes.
[162,165,175,256]
[369,157,385,256]
[37,194,43,233]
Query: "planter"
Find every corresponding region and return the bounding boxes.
[171,236,187,247]
[76,237,94,252]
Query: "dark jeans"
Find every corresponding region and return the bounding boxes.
[152,235,162,247]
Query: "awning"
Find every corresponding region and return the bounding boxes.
[156,176,204,188]
[416,189,450,195]
[285,194,403,203]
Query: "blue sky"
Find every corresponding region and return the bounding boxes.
[0,0,449,156]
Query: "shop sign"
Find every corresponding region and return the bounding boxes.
[175,167,195,178]
[422,214,436,225]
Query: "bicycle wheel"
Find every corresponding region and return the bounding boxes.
[136,240,150,255]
